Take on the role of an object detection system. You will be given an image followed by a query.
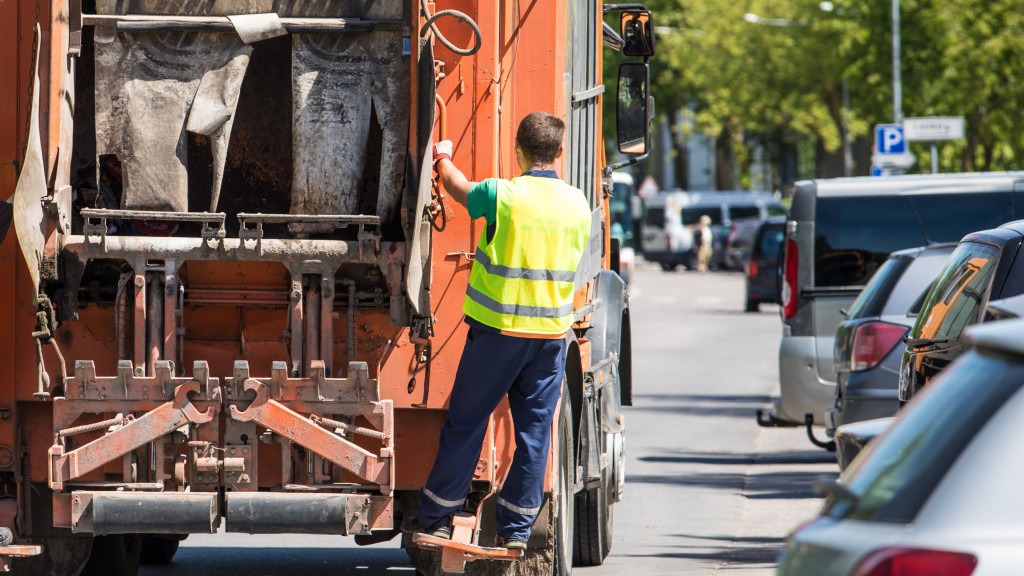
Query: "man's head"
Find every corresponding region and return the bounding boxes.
[515,112,564,170]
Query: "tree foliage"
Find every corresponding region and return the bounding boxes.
[608,0,1024,177]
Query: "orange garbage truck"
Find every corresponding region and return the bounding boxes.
[0,1,654,574]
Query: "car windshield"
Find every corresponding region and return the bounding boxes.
[682,206,722,225]
[813,191,1018,287]
[845,256,912,319]
[911,242,1001,342]
[644,206,665,228]
[826,349,1024,524]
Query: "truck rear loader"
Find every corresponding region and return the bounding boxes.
[0,1,654,573]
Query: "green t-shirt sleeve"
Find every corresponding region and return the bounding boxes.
[467,178,498,225]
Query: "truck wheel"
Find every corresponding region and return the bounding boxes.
[572,469,612,566]
[553,381,576,576]
[139,535,181,564]
[80,534,142,576]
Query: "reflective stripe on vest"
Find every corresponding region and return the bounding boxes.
[463,176,591,335]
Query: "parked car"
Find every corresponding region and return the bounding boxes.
[827,244,957,431]
[898,220,1024,404]
[724,217,764,271]
[766,172,1024,434]
[743,216,786,312]
[779,318,1024,576]
[640,190,784,271]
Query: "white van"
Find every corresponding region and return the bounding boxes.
[640,191,697,270]
[641,190,784,271]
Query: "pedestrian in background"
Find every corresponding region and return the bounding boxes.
[696,214,713,272]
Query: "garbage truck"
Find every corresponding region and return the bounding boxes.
[0,1,654,573]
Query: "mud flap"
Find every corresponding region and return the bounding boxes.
[13,25,48,303]
[404,40,436,316]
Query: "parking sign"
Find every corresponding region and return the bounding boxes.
[875,124,906,155]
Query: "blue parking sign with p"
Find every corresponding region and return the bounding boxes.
[876,124,905,154]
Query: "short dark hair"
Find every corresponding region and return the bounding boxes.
[516,112,564,165]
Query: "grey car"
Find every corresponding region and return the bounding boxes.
[827,244,956,432]
[779,318,1024,576]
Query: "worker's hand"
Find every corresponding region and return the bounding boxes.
[433,140,453,168]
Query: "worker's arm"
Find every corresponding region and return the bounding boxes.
[433,140,476,210]
[435,158,475,209]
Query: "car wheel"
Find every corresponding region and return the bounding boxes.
[745,298,759,313]
[659,262,678,272]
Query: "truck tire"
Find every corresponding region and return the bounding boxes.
[572,471,612,566]
[139,535,181,565]
[552,381,576,576]
[80,534,142,576]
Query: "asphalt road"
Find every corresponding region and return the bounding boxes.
[140,262,837,576]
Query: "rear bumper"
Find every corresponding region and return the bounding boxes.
[777,336,835,425]
[834,417,895,471]
[59,491,391,536]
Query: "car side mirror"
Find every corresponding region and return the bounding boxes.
[617,62,651,155]
[620,10,655,58]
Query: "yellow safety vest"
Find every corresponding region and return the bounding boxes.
[463,175,592,335]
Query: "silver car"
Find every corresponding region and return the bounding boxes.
[779,318,1024,576]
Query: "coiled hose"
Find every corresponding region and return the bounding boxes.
[419,0,483,56]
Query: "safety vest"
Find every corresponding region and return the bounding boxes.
[463,175,592,335]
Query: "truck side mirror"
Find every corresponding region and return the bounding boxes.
[620,10,655,58]
[617,62,651,155]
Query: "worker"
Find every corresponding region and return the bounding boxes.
[0,199,11,244]
[414,112,592,550]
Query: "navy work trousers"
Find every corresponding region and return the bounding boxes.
[417,323,566,541]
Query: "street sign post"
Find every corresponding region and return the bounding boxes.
[903,116,965,174]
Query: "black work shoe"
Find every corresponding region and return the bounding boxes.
[427,524,452,540]
[497,536,528,551]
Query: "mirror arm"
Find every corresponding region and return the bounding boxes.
[604,3,649,14]
[604,152,649,178]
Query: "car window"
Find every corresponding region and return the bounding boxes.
[729,205,760,220]
[644,206,665,228]
[845,257,912,319]
[813,192,1017,287]
[754,223,785,259]
[882,250,955,317]
[827,349,1024,524]
[681,206,722,226]
[767,204,788,217]
[911,242,1001,342]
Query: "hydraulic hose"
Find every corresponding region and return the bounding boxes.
[419,0,482,56]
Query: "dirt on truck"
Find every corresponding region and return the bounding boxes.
[0,1,654,574]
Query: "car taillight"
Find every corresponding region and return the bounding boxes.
[852,547,977,576]
[746,260,758,277]
[851,322,907,371]
[782,238,798,319]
